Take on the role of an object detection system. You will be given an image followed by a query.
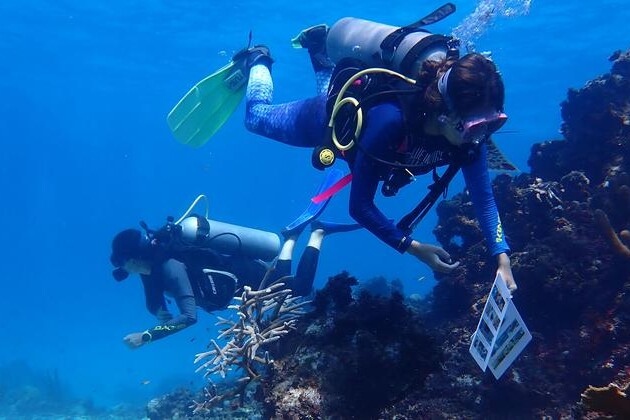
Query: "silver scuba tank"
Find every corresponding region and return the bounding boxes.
[178,215,280,262]
[326,17,447,78]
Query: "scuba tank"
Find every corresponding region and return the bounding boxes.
[148,195,280,262]
[313,4,458,171]
[326,3,455,78]
[178,215,280,262]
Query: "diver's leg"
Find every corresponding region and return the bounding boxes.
[265,236,297,287]
[314,66,333,96]
[290,221,362,296]
[292,24,334,95]
[291,229,324,297]
[245,63,327,147]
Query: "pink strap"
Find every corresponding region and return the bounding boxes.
[311,173,353,204]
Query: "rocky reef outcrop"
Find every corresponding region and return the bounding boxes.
[149,274,441,419]
[388,47,630,418]
[260,272,441,419]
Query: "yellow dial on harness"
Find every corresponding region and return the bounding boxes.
[319,148,336,166]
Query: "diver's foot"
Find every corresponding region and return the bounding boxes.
[280,207,326,241]
[281,207,327,241]
[291,24,329,50]
[291,25,335,72]
[311,220,362,235]
[281,225,305,241]
[232,44,273,69]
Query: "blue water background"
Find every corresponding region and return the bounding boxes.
[0,0,628,408]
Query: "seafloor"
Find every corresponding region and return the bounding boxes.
[3,48,630,419]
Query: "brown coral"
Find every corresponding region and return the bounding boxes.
[594,209,630,258]
[581,383,630,417]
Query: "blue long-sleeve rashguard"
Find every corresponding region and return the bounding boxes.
[244,63,509,257]
[349,102,510,256]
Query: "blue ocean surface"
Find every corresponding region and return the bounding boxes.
[0,0,628,412]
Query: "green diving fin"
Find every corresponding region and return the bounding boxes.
[167,60,248,148]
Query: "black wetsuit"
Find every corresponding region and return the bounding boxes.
[139,246,320,343]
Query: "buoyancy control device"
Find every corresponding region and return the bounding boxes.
[312,3,459,172]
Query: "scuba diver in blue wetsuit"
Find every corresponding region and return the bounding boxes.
[230,5,517,292]
[110,173,360,349]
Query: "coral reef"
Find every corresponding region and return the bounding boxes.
[146,386,263,420]
[529,49,630,185]
[0,361,144,419]
[149,47,630,419]
[383,47,630,418]
[261,272,441,419]
[193,281,310,412]
[148,273,440,419]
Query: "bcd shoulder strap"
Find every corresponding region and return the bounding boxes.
[396,163,461,235]
[396,141,484,234]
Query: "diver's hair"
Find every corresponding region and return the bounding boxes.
[420,53,505,115]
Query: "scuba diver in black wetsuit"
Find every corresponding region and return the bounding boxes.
[111,174,360,349]
[111,227,264,348]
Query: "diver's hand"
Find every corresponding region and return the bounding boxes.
[407,240,460,273]
[496,253,517,293]
[123,332,146,349]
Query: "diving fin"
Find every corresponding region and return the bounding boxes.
[291,24,329,49]
[167,60,248,148]
[283,168,346,237]
[310,220,362,234]
[486,138,519,172]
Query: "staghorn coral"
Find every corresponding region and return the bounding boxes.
[192,280,310,413]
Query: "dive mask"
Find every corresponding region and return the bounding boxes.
[459,111,508,145]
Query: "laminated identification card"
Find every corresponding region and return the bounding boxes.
[469,273,532,379]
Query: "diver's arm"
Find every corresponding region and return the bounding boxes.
[350,157,459,272]
[462,144,516,291]
[139,295,197,343]
[461,143,510,256]
[127,260,198,347]
[348,104,414,253]
[141,274,171,319]
[348,104,459,272]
